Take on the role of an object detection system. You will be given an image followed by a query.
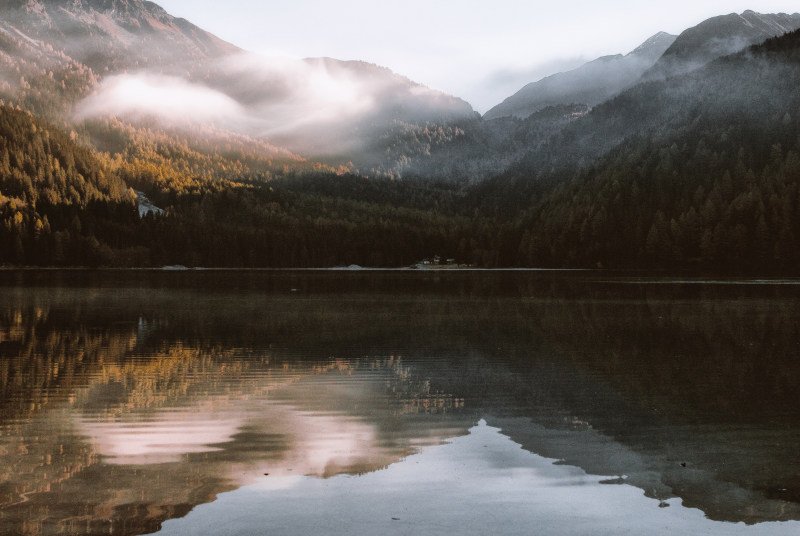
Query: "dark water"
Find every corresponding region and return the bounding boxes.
[1,269,800,535]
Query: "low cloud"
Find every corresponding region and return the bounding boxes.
[217,53,376,134]
[75,73,246,127]
[75,52,380,141]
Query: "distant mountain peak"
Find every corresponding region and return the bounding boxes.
[629,31,678,58]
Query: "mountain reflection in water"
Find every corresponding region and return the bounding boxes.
[157,420,800,536]
[1,270,800,535]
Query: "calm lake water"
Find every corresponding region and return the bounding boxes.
[1,269,800,535]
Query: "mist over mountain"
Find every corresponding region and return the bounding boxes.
[484,10,800,121]
[641,10,800,82]
[0,0,475,164]
[425,10,800,183]
[75,52,475,158]
[500,12,800,184]
[239,57,476,157]
[483,32,676,120]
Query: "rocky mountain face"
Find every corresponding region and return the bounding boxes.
[641,10,800,81]
[483,31,676,120]
[0,0,239,72]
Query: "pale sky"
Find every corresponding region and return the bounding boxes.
[154,1,800,112]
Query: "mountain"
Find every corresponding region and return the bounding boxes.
[357,103,588,182]
[504,17,800,186]
[0,0,487,269]
[487,10,800,122]
[0,0,475,163]
[483,28,800,271]
[483,31,676,120]
[641,10,800,81]
[0,0,245,124]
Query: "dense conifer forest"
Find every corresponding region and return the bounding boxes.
[497,30,800,271]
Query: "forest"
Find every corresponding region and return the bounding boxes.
[0,106,495,267]
[477,29,800,272]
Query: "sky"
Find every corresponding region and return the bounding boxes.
[154,1,800,113]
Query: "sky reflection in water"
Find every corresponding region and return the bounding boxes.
[157,420,800,536]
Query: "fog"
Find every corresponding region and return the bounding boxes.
[75,53,377,136]
[75,72,245,126]
[210,53,378,135]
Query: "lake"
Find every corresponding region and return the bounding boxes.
[1,269,800,535]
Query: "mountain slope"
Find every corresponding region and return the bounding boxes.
[506,20,800,185]
[358,103,588,182]
[641,10,800,81]
[0,104,141,265]
[489,28,800,271]
[0,0,246,129]
[484,31,676,120]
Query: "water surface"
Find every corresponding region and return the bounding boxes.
[1,270,799,535]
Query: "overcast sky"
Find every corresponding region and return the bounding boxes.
[155,1,800,112]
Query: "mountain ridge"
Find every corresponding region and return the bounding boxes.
[641,10,800,81]
[481,26,800,270]
[483,31,676,120]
